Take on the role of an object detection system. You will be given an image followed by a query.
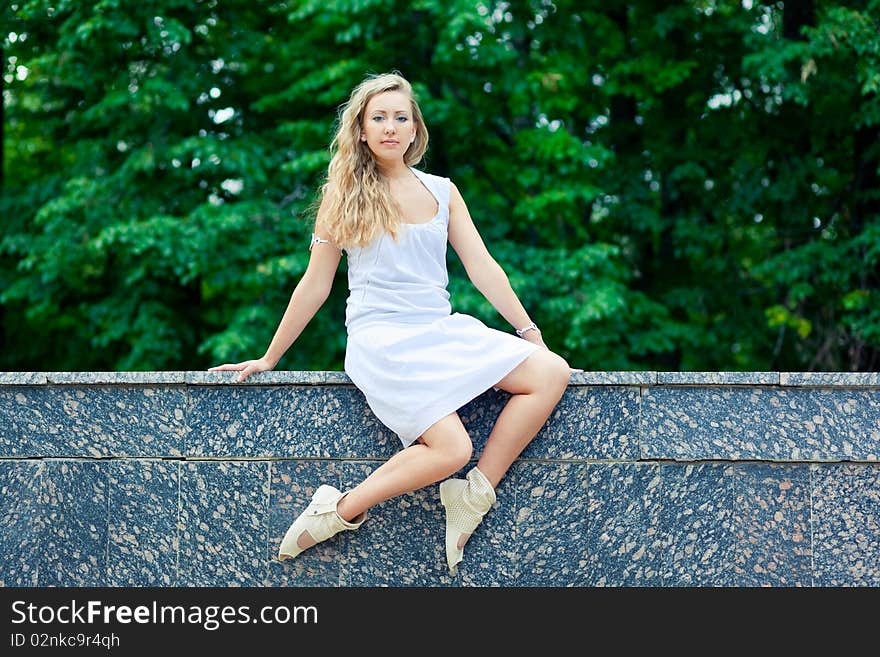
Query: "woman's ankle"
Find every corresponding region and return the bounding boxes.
[336,492,364,523]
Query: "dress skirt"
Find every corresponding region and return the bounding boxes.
[344,312,540,447]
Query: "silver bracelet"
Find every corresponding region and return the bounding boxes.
[309,233,330,251]
[515,321,540,338]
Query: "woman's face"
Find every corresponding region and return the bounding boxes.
[360,90,417,164]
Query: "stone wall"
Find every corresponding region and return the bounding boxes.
[1,371,878,586]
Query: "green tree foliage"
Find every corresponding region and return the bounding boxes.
[2,0,879,372]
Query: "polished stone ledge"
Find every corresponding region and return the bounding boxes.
[0,371,878,387]
[0,372,48,385]
[186,371,353,385]
[48,371,188,384]
[657,372,779,385]
[780,372,880,387]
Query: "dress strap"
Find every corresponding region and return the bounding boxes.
[438,176,452,213]
[411,166,451,217]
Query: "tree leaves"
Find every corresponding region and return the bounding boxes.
[2,0,879,372]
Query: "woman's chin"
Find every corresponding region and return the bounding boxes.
[371,152,405,165]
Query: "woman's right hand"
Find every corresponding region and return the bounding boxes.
[208,356,275,383]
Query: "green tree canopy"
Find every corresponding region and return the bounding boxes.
[2,0,879,372]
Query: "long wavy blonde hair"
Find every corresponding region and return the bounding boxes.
[313,72,429,250]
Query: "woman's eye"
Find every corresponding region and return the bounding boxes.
[397,116,408,122]
[372,116,383,121]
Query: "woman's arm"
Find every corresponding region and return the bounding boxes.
[209,196,342,380]
[447,181,544,346]
[262,239,341,367]
[263,192,343,366]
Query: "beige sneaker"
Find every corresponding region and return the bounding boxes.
[277,484,366,561]
[439,466,496,575]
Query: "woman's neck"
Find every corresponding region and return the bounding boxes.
[376,160,411,181]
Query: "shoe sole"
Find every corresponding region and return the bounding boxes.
[439,480,464,575]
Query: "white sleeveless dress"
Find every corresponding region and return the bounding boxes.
[315,167,539,448]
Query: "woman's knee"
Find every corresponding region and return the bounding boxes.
[446,437,473,470]
[420,413,473,468]
[547,352,572,392]
[496,349,569,395]
[530,350,571,394]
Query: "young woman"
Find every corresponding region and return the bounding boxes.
[209,71,579,575]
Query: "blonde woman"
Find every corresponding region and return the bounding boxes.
[209,71,580,575]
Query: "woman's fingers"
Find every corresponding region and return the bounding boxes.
[208,363,246,371]
[207,360,265,382]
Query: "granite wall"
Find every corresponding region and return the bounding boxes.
[1,371,878,587]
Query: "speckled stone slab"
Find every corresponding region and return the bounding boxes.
[107,460,180,586]
[5,457,880,587]
[514,462,589,586]
[584,463,664,586]
[187,385,398,459]
[177,461,270,586]
[38,460,109,586]
[0,460,42,586]
[0,387,54,457]
[520,386,640,460]
[338,461,454,586]
[836,389,880,460]
[811,463,880,586]
[658,372,779,385]
[188,383,640,461]
[1,387,187,458]
[456,387,640,461]
[266,459,345,587]
[781,372,880,387]
[659,463,737,586]
[47,372,187,384]
[187,371,352,385]
[459,387,638,460]
[2,370,879,388]
[0,372,47,385]
[641,386,860,461]
[733,463,811,586]
[569,371,657,385]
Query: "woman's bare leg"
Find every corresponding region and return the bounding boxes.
[336,412,473,521]
[477,349,571,487]
[439,349,572,556]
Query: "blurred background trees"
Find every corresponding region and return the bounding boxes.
[2,0,878,372]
